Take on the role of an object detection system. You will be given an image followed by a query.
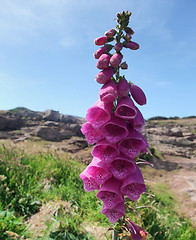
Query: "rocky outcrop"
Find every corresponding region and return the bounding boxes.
[144,118,196,160]
[0,108,195,170]
[0,107,85,142]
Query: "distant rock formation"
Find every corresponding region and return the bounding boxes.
[0,107,195,169]
[0,107,85,142]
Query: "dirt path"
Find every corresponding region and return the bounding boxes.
[143,166,196,225]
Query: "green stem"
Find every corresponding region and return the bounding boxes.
[112,229,119,240]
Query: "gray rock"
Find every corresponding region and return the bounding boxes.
[35,126,59,141]
[43,110,60,122]
[43,121,60,127]
[0,115,23,130]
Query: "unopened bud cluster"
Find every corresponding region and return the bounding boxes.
[80,11,148,239]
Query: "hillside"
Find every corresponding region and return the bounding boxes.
[0,107,196,223]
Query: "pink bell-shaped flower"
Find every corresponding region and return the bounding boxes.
[80,170,100,192]
[125,41,139,50]
[128,220,148,240]
[97,177,123,209]
[140,134,150,154]
[86,157,112,185]
[109,154,136,180]
[102,114,128,143]
[86,99,113,128]
[101,201,125,223]
[94,46,107,59]
[110,53,122,68]
[94,36,108,46]
[129,107,145,131]
[129,84,147,105]
[117,78,130,97]
[99,80,118,103]
[115,96,137,120]
[118,127,146,158]
[92,138,119,163]
[81,122,104,145]
[121,165,146,201]
[96,54,110,70]
[95,67,114,84]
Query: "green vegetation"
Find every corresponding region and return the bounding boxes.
[0,144,195,239]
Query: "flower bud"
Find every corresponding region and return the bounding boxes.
[124,41,139,50]
[117,78,129,97]
[96,54,110,70]
[124,27,134,35]
[110,53,122,68]
[114,43,123,52]
[94,46,107,59]
[94,36,108,46]
[95,67,114,84]
[129,84,147,105]
[121,62,128,69]
[105,29,116,38]
[123,33,132,41]
[99,80,118,103]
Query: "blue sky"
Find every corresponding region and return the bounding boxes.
[0,0,195,119]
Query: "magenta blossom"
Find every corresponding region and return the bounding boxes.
[81,122,104,145]
[110,53,123,68]
[118,127,146,158]
[128,220,148,240]
[86,157,112,185]
[86,99,113,128]
[92,138,119,163]
[121,165,146,201]
[97,177,123,209]
[99,80,118,103]
[109,154,136,180]
[80,170,100,192]
[95,67,114,84]
[96,54,110,70]
[129,83,147,105]
[95,36,108,45]
[102,114,128,143]
[101,201,125,223]
[129,107,145,131]
[117,78,130,97]
[115,96,137,120]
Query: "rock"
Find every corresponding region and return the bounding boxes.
[43,121,60,127]
[43,110,60,122]
[0,115,24,130]
[35,126,59,141]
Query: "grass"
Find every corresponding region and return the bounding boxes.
[0,143,195,239]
